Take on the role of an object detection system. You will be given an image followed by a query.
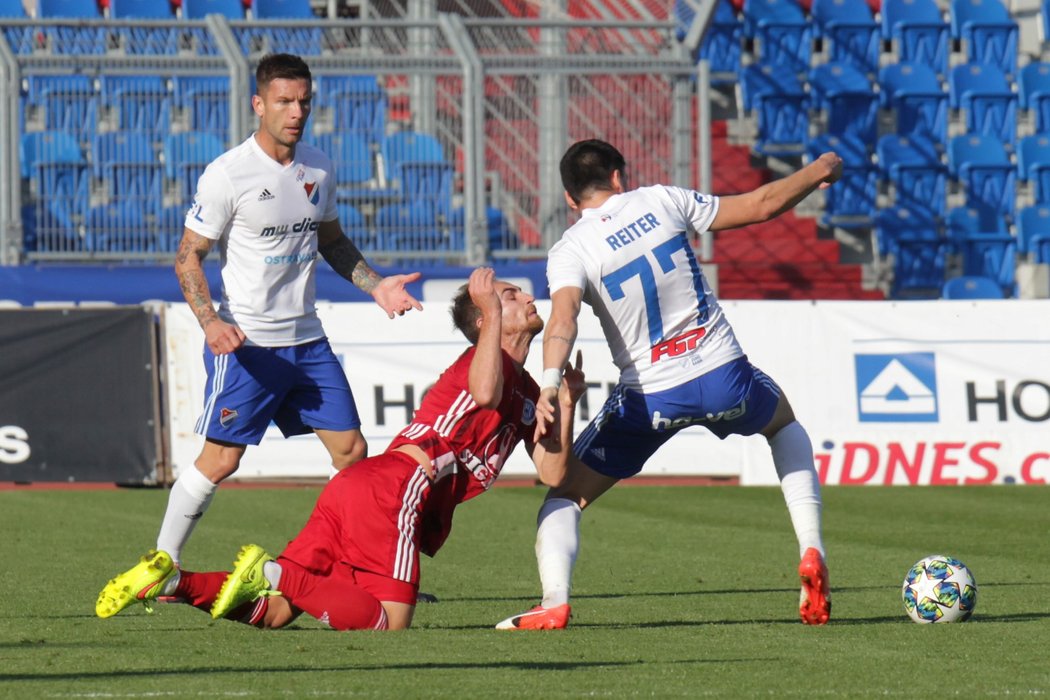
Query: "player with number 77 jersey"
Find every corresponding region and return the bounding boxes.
[495,139,842,631]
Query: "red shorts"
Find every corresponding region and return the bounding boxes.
[278,451,431,606]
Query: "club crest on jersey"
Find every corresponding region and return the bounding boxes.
[296,167,305,182]
[303,181,320,205]
[522,399,536,425]
[219,407,238,428]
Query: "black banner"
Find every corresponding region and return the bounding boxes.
[0,307,159,483]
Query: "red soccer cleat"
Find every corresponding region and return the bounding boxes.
[495,604,571,630]
[798,547,831,625]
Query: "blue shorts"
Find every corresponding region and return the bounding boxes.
[574,356,781,479]
[195,338,361,446]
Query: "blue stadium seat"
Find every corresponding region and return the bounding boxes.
[381,131,447,185]
[252,0,314,17]
[807,133,875,227]
[1020,63,1050,134]
[314,76,386,145]
[880,0,949,77]
[942,275,1005,298]
[1017,204,1050,254]
[810,0,880,75]
[949,63,1017,147]
[91,132,162,207]
[449,205,516,253]
[879,62,948,144]
[742,64,808,156]
[1029,232,1050,263]
[314,132,376,198]
[38,0,101,17]
[954,232,1016,293]
[108,0,179,55]
[809,62,878,142]
[877,134,947,215]
[892,234,949,298]
[400,162,454,211]
[163,131,225,200]
[337,202,370,246]
[949,133,1016,221]
[99,76,172,134]
[172,76,229,132]
[695,0,743,83]
[373,201,446,252]
[873,206,941,259]
[0,0,33,54]
[181,0,245,18]
[946,205,1007,243]
[0,0,25,14]
[742,0,812,73]
[1018,134,1050,203]
[85,201,151,253]
[24,76,98,139]
[20,130,84,178]
[109,0,173,17]
[20,131,89,250]
[950,0,1018,76]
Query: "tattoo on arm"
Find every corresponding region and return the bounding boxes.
[545,335,574,346]
[176,235,218,328]
[319,235,381,294]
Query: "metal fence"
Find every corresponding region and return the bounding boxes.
[0,11,707,266]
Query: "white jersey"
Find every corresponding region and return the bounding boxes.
[185,135,339,347]
[547,185,743,392]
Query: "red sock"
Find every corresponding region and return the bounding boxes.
[176,569,268,625]
[278,561,388,630]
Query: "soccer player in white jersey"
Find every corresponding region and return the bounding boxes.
[96,54,422,617]
[496,139,843,630]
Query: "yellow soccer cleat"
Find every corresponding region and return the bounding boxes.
[210,544,280,620]
[96,550,177,619]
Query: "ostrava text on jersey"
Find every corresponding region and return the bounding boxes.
[547,185,744,392]
[184,136,339,347]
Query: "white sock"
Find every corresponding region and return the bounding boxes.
[535,498,581,608]
[769,421,825,559]
[159,571,181,597]
[263,560,283,589]
[156,465,218,565]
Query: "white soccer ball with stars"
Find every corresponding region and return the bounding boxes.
[901,554,978,624]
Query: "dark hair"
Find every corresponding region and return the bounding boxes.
[256,53,312,94]
[450,283,482,344]
[560,139,626,205]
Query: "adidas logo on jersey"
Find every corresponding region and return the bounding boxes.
[258,189,275,201]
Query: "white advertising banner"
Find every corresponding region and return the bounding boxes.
[164,299,1050,486]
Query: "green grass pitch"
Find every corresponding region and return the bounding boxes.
[1,484,1048,697]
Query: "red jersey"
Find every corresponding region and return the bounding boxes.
[385,346,540,555]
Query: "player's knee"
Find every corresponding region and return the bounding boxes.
[195,448,244,482]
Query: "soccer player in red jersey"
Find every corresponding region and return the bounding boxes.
[96,267,586,631]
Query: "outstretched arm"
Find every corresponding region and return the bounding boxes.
[317,220,423,318]
[534,286,583,441]
[174,228,245,355]
[709,151,843,231]
[528,350,586,486]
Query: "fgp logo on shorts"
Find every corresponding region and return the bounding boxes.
[854,353,938,422]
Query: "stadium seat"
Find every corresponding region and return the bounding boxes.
[810,0,880,75]
[109,0,173,17]
[806,133,875,227]
[314,76,386,145]
[880,0,949,77]
[949,63,1017,147]
[251,0,313,17]
[381,131,447,185]
[21,131,89,250]
[695,0,743,83]
[85,201,151,253]
[1018,134,1050,203]
[877,134,947,215]
[949,0,1017,77]
[1028,233,1050,263]
[942,274,1005,298]
[181,0,245,18]
[108,0,180,54]
[742,0,812,73]
[1017,204,1050,254]
[873,205,941,259]
[448,205,517,253]
[949,133,1016,220]
[314,132,376,197]
[0,0,33,54]
[337,202,371,246]
[24,76,99,139]
[373,201,447,252]
[20,130,84,179]
[91,132,163,208]
[163,131,225,200]
[38,0,101,17]
[1020,63,1050,135]
[878,62,948,144]
[172,76,229,133]
[399,162,454,211]
[99,76,172,134]
[740,63,809,156]
[953,231,1016,293]
[946,205,1006,243]
[892,233,949,298]
[0,0,25,14]
[809,62,878,142]
[35,0,107,54]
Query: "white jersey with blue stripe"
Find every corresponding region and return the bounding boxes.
[547,185,743,393]
[185,136,339,347]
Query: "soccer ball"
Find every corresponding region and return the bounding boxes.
[902,555,978,623]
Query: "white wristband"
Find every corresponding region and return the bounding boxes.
[541,368,563,391]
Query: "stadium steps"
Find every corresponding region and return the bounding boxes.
[708,121,883,300]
